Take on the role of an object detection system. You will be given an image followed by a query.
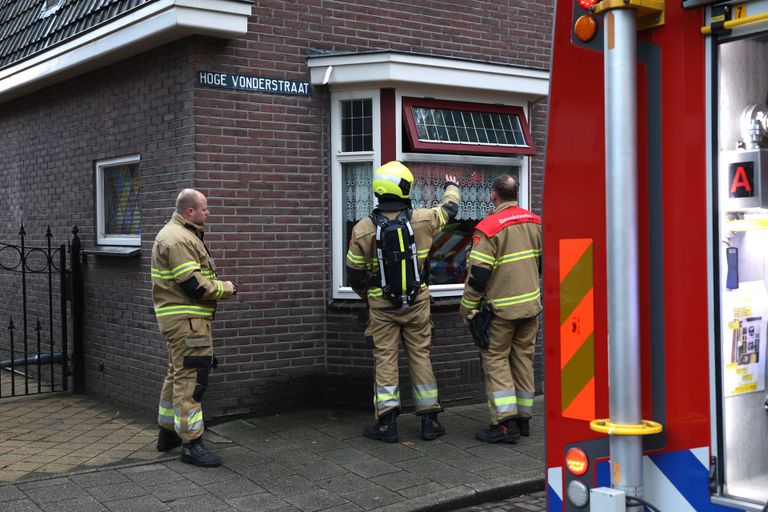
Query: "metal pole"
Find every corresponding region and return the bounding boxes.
[604,7,644,506]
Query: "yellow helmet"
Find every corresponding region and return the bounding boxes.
[372,161,413,199]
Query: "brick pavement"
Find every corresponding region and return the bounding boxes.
[0,391,545,511]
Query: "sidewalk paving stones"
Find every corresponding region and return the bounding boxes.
[1,390,545,511]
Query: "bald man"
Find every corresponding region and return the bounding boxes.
[151,189,237,467]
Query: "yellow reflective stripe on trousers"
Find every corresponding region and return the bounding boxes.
[158,401,174,424]
[492,390,518,414]
[188,407,204,433]
[376,386,400,408]
[413,383,439,406]
[154,305,215,317]
[368,288,383,298]
[491,288,540,307]
[417,248,429,260]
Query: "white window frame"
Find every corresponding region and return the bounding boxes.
[95,155,141,247]
[331,89,380,299]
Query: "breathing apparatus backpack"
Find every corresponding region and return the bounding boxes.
[370,209,422,309]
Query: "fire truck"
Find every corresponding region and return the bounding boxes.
[543,0,768,509]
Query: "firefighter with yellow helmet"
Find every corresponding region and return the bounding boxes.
[346,161,461,442]
[151,189,237,466]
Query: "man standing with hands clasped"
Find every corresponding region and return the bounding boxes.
[151,189,237,467]
[460,175,542,443]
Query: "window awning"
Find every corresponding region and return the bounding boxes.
[307,51,549,98]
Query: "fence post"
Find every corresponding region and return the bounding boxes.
[70,226,85,394]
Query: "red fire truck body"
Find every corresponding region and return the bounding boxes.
[544,0,768,509]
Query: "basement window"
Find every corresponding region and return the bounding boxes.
[403,97,535,156]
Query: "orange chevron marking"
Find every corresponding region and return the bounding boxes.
[559,238,592,282]
[563,376,595,420]
[560,288,594,368]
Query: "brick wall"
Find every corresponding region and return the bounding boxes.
[0,40,198,408]
[0,0,553,416]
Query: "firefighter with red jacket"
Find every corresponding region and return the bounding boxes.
[460,175,542,443]
[151,189,236,467]
[346,161,460,443]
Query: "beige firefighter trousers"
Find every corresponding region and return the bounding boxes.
[480,315,538,425]
[368,298,442,418]
[157,316,214,443]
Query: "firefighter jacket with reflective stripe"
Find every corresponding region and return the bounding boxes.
[346,184,460,309]
[151,212,234,331]
[460,202,542,321]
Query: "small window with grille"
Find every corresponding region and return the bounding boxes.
[403,97,535,156]
[341,98,373,152]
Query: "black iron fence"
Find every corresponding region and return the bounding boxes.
[0,226,83,397]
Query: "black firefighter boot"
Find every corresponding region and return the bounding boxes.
[180,437,222,467]
[475,417,521,444]
[420,411,446,441]
[363,411,399,443]
[156,427,182,452]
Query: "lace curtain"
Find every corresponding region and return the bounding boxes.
[343,162,517,222]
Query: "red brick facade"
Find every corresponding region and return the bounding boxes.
[0,1,552,419]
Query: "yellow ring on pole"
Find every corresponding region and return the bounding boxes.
[589,418,663,435]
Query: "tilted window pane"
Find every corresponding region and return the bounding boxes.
[411,106,529,148]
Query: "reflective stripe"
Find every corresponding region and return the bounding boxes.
[517,391,534,413]
[151,268,175,280]
[171,261,202,277]
[495,248,542,267]
[346,250,366,265]
[154,305,215,317]
[469,249,495,266]
[492,390,518,413]
[461,297,480,309]
[158,401,174,424]
[201,270,216,279]
[188,407,204,433]
[151,261,202,280]
[376,386,400,408]
[492,288,540,307]
[413,383,439,406]
[215,281,224,299]
[416,248,429,260]
[368,288,383,298]
[174,408,181,431]
[435,206,447,230]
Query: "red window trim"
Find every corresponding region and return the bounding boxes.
[402,97,536,156]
